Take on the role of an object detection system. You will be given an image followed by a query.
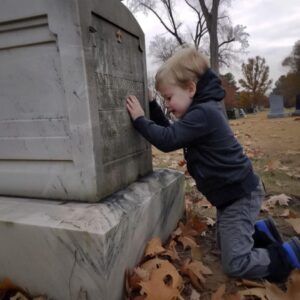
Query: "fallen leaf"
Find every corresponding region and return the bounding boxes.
[280,209,290,218]
[178,221,199,237]
[286,269,300,299]
[10,292,29,300]
[239,287,267,299]
[286,150,300,155]
[180,259,212,287]
[206,217,216,227]
[140,258,167,274]
[275,180,285,187]
[164,240,180,261]
[126,268,149,293]
[264,159,280,172]
[140,260,183,300]
[211,284,226,300]
[286,218,300,234]
[190,261,212,276]
[265,281,287,300]
[135,267,150,282]
[144,238,166,257]
[260,201,270,212]
[236,279,265,288]
[190,288,201,300]
[178,160,186,167]
[265,194,291,208]
[187,216,208,234]
[279,165,290,171]
[211,284,244,300]
[188,271,203,292]
[191,246,203,261]
[172,226,183,238]
[178,236,198,250]
[264,270,300,300]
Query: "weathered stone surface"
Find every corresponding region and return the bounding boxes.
[0,0,151,201]
[0,169,185,300]
[268,95,289,118]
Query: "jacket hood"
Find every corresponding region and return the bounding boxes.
[192,68,225,104]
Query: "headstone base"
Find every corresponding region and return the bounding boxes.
[292,110,300,116]
[0,169,184,300]
[267,112,289,118]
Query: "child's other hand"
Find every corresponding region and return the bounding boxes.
[126,95,145,120]
[148,88,155,102]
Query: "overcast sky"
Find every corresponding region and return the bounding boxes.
[130,0,300,87]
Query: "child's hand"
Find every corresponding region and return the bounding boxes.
[126,95,145,120]
[148,88,155,102]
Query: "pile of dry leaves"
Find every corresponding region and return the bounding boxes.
[125,193,300,300]
[125,214,212,300]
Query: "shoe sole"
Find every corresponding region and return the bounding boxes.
[283,237,300,269]
[264,217,283,243]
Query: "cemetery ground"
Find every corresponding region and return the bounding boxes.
[126,111,300,300]
[1,111,299,300]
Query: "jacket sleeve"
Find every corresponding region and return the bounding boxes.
[133,107,210,152]
[149,100,170,127]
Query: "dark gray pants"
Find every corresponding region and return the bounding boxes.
[216,180,271,278]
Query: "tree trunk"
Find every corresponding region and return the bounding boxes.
[209,0,220,73]
[198,0,226,117]
[198,0,219,73]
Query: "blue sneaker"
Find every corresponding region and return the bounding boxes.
[266,238,296,282]
[253,217,283,247]
[282,237,300,269]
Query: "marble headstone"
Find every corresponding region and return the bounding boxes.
[0,169,185,300]
[292,94,300,116]
[268,95,288,118]
[0,0,152,202]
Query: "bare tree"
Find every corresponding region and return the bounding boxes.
[184,0,208,49]
[125,0,185,45]
[149,35,179,62]
[197,0,220,72]
[124,0,249,73]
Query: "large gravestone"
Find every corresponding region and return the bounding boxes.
[292,94,300,116]
[268,94,289,118]
[0,0,152,201]
[0,1,185,299]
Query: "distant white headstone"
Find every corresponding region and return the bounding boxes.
[268,95,288,118]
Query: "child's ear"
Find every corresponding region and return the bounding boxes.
[187,81,197,98]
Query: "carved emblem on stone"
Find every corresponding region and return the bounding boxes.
[116,30,123,43]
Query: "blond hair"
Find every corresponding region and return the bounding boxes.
[155,47,209,91]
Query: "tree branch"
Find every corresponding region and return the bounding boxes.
[141,2,183,45]
[218,37,235,49]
